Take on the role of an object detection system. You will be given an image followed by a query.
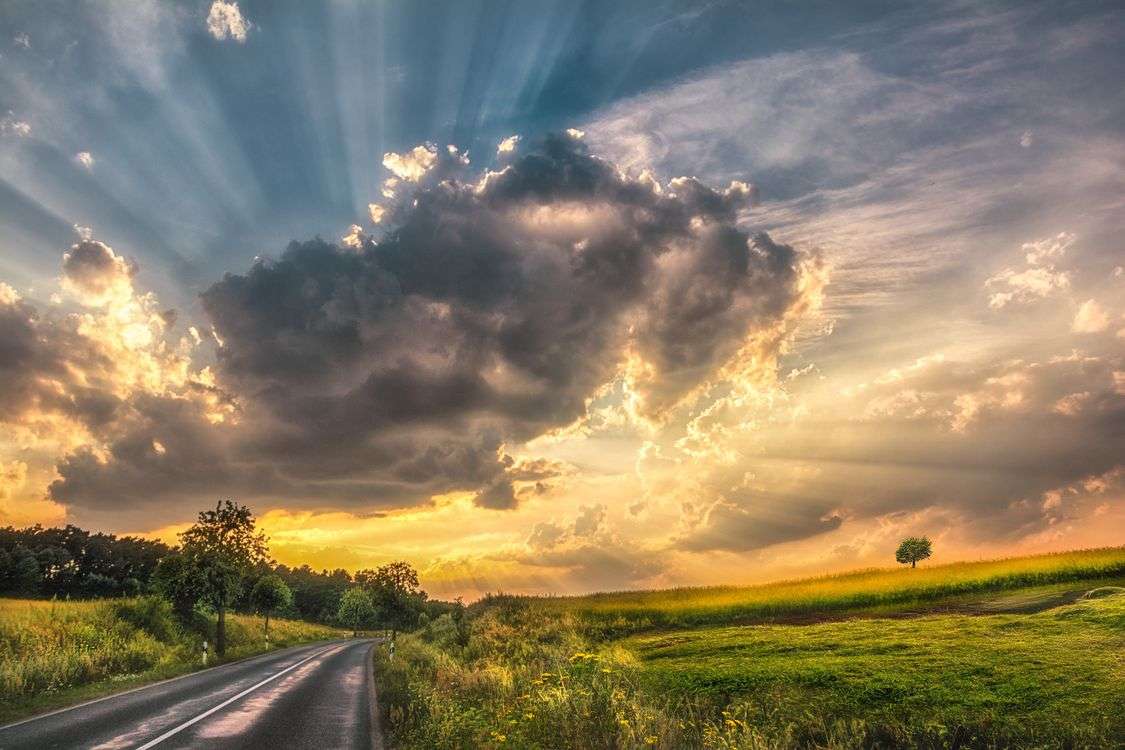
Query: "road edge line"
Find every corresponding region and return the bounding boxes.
[0,640,341,733]
[134,644,339,750]
[365,639,385,750]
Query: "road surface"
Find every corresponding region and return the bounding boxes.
[0,639,381,750]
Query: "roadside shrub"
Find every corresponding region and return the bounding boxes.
[111,596,178,643]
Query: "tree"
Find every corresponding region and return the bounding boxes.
[180,501,270,656]
[250,573,292,640]
[152,554,205,620]
[0,546,40,595]
[337,587,375,637]
[896,536,933,568]
[356,561,424,639]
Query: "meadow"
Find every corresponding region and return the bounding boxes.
[374,547,1125,749]
[536,547,1125,634]
[0,596,347,723]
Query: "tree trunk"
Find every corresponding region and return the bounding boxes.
[265,612,270,640]
[911,560,916,568]
[217,605,227,656]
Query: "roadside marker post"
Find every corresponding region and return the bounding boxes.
[202,640,209,666]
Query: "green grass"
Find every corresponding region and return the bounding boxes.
[375,547,1125,749]
[0,597,348,723]
[627,595,1125,743]
[528,547,1125,635]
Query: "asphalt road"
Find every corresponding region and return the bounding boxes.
[0,639,382,750]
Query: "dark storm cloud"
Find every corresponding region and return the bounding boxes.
[0,290,122,430]
[48,133,804,515]
[680,495,844,552]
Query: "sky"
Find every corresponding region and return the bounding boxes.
[1,0,1122,599]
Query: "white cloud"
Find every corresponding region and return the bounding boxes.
[566,128,586,140]
[75,151,95,170]
[73,224,94,240]
[0,282,20,306]
[382,145,438,182]
[13,33,30,50]
[985,232,1075,309]
[1072,299,1110,333]
[497,135,520,154]
[367,203,385,224]
[206,1,250,43]
[1020,130,1033,148]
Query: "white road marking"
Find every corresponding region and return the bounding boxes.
[133,645,335,749]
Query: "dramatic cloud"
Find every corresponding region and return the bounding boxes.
[381,144,439,182]
[60,240,137,306]
[206,1,250,43]
[75,151,95,170]
[24,135,814,522]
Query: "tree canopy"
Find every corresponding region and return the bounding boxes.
[338,587,376,636]
[896,536,933,568]
[180,500,270,654]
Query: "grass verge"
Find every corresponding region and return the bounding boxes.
[0,597,347,724]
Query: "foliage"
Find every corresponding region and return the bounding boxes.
[0,525,170,599]
[0,596,346,722]
[356,561,427,635]
[338,587,377,635]
[151,554,206,621]
[896,536,933,568]
[179,500,270,654]
[250,573,292,637]
[1,520,452,629]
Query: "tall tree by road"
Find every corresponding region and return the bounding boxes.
[356,561,424,638]
[180,501,269,656]
[337,587,376,637]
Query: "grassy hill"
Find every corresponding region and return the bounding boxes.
[374,547,1125,749]
[533,547,1125,633]
[0,597,349,723]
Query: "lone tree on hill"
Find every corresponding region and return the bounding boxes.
[896,536,933,568]
[250,573,292,641]
[180,500,270,656]
[338,587,376,637]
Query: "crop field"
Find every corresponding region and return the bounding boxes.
[374,547,1125,749]
[0,597,347,723]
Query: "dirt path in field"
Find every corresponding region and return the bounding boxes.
[746,579,1125,626]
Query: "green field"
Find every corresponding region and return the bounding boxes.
[538,547,1125,633]
[0,597,349,723]
[374,547,1125,749]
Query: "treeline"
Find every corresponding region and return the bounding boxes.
[0,525,168,598]
[0,511,455,635]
